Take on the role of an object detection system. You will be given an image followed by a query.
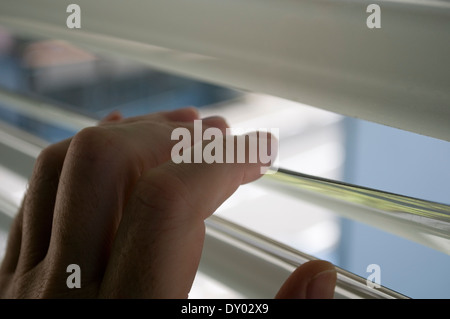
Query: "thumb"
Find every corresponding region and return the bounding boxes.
[275,260,337,299]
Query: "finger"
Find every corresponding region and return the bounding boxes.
[0,208,23,274]
[15,139,72,273]
[98,111,123,125]
[99,107,200,128]
[100,133,277,298]
[275,260,337,299]
[119,106,200,125]
[164,107,199,122]
[16,110,124,273]
[46,113,228,287]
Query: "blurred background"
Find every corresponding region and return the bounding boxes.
[0,27,449,298]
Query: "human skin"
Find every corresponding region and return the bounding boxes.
[0,107,336,298]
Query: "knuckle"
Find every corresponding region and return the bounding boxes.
[69,126,123,165]
[32,143,67,186]
[71,126,111,152]
[35,144,63,172]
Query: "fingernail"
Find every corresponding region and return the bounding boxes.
[176,106,200,119]
[99,110,123,123]
[202,116,227,124]
[202,116,229,131]
[306,269,337,299]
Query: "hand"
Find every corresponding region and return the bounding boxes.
[0,108,336,298]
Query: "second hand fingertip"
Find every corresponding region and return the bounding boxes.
[306,268,337,299]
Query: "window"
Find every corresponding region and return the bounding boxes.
[0,0,449,299]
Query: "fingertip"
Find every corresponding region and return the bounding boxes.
[99,110,123,124]
[166,107,200,122]
[306,267,337,299]
[258,131,278,173]
[275,260,337,299]
[238,131,279,181]
[202,116,230,133]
